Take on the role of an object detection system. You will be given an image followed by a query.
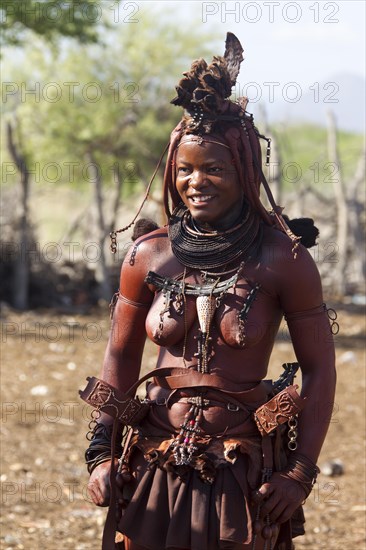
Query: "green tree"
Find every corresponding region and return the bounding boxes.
[3,9,218,192]
[1,7,219,304]
[0,0,107,47]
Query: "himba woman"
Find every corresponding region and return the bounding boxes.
[81,33,336,550]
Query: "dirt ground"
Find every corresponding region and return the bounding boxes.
[1,302,365,550]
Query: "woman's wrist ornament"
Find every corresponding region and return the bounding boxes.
[281,452,320,498]
[85,420,122,475]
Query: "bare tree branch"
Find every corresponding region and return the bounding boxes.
[108,163,124,235]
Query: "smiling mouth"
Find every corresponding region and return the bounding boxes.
[189,195,214,204]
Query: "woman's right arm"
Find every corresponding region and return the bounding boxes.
[86,239,154,506]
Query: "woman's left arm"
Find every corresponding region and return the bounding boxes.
[256,242,336,523]
[279,244,337,461]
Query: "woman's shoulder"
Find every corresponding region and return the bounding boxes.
[261,223,294,249]
[258,224,323,309]
[122,225,179,278]
[126,226,170,260]
[118,226,170,303]
[133,225,169,246]
[260,224,317,270]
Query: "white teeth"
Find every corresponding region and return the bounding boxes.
[191,195,212,203]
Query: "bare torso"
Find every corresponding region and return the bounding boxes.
[121,225,293,386]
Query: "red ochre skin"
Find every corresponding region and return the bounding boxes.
[86,145,336,549]
[87,232,335,497]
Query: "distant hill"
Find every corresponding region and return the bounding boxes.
[253,73,365,134]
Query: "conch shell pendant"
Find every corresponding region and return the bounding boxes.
[196,295,216,333]
[195,295,216,373]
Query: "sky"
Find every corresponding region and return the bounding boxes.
[139,0,365,131]
[142,0,365,85]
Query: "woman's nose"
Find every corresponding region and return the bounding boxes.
[189,170,207,188]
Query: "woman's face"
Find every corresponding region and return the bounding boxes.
[175,139,244,230]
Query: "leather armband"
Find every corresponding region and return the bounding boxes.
[254,385,305,436]
[79,377,150,427]
[284,304,326,321]
[118,293,151,308]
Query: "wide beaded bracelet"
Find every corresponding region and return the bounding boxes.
[281,452,320,498]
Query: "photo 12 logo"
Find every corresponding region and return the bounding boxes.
[202,2,340,24]
[231,81,339,104]
[2,81,140,104]
[1,1,140,24]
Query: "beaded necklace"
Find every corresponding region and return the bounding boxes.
[168,201,263,270]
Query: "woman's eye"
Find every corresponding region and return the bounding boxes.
[177,167,189,174]
[207,167,222,173]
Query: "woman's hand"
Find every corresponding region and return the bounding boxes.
[252,472,307,524]
[87,459,120,507]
